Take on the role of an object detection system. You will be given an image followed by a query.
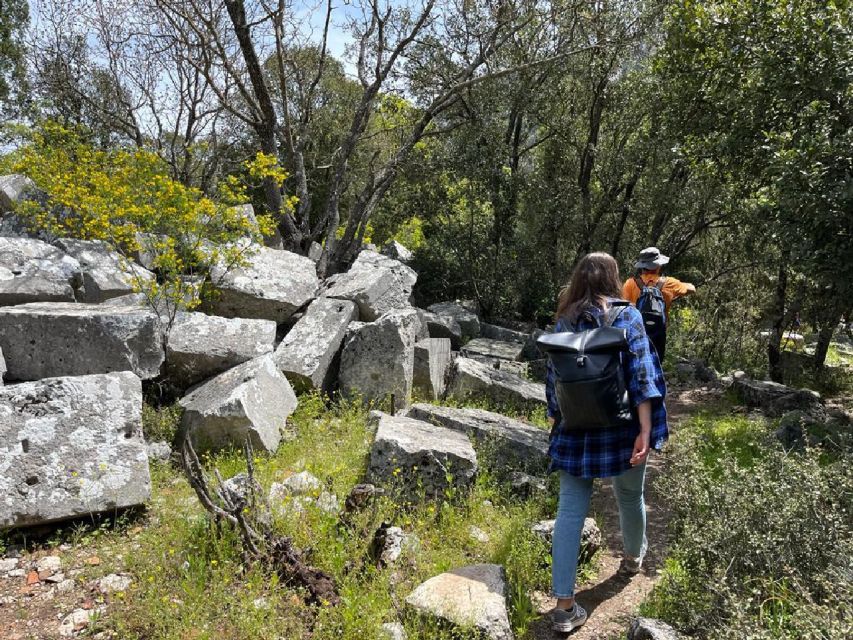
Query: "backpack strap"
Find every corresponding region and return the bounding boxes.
[633,275,646,291]
[603,300,630,327]
[654,276,666,291]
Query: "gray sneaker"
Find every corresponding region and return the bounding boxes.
[617,555,642,576]
[552,603,587,633]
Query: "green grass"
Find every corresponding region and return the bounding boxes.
[76,393,584,640]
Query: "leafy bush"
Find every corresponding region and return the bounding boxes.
[141,403,183,445]
[643,413,853,639]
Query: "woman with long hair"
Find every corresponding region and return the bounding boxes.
[545,252,668,633]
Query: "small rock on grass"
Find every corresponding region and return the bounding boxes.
[97,574,132,594]
[381,621,407,640]
[469,525,490,543]
[628,617,683,640]
[36,556,61,576]
[0,557,19,573]
[59,608,100,637]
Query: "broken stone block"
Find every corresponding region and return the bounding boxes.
[179,354,298,453]
[0,371,151,528]
[446,357,546,413]
[55,238,155,303]
[0,237,81,304]
[461,337,524,362]
[0,302,165,381]
[325,250,417,321]
[413,338,452,400]
[274,297,358,392]
[427,301,480,339]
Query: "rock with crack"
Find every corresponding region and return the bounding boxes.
[0,237,82,304]
[427,301,480,339]
[461,337,525,362]
[446,357,546,413]
[628,617,683,640]
[166,312,276,388]
[381,240,413,263]
[531,518,601,564]
[0,371,151,528]
[274,297,358,392]
[413,338,452,400]
[405,564,512,640]
[206,246,318,322]
[420,309,463,349]
[55,238,155,303]
[324,250,417,321]
[339,308,420,411]
[406,403,549,474]
[179,354,297,453]
[0,302,165,381]
[366,412,477,500]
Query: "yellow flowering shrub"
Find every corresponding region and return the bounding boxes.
[8,123,291,322]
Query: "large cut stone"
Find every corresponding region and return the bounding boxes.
[733,375,823,417]
[367,412,477,499]
[180,354,297,453]
[207,246,318,322]
[381,240,413,263]
[446,357,546,412]
[339,308,420,411]
[427,302,480,339]
[325,250,417,321]
[480,323,528,344]
[461,338,524,362]
[166,312,277,387]
[405,564,512,640]
[406,403,548,473]
[421,309,462,349]
[55,238,154,303]
[0,371,151,529]
[0,237,81,304]
[274,297,358,392]
[413,339,452,400]
[0,174,35,213]
[0,303,164,381]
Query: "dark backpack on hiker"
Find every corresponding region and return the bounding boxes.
[537,302,633,432]
[634,276,667,358]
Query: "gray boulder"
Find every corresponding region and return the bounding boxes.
[0,302,165,381]
[273,297,358,392]
[0,371,151,528]
[461,337,524,362]
[532,518,601,564]
[54,238,155,303]
[166,312,276,388]
[0,237,82,304]
[480,323,527,343]
[325,250,417,321]
[427,301,480,339]
[207,246,318,322]
[0,174,35,213]
[733,376,824,417]
[446,357,546,413]
[413,338,452,400]
[405,564,512,640]
[180,354,298,453]
[381,240,413,263]
[339,308,420,411]
[421,309,463,349]
[406,403,549,474]
[508,471,547,498]
[380,621,407,640]
[147,441,172,463]
[367,412,477,499]
[308,241,323,263]
[628,618,683,640]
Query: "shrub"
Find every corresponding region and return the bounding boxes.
[643,414,853,639]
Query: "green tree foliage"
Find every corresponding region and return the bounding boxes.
[0,0,28,114]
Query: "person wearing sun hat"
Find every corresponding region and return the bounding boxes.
[621,247,695,360]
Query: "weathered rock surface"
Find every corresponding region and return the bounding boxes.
[508,471,547,498]
[147,441,172,463]
[274,297,358,392]
[733,376,824,417]
[180,354,297,453]
[531,518,601,564]
[461,337,524,362]
[367,412,477,499]
[0,237,82,304]
[480,322,528,344]
[271,471,322,497]
[628,617,683,640]
[339,308,420,411]
[325,250,417,321]
[413,338,452,400]
[0,371,151,528]
[406,403,549,473]
[0,346,6,385]
[406,564,512,640]
[421,309,463,349]
[381,240,413,263]
[0,174,35,212]
[673,357,719,384]
[55,238,154,303]
[427,301,480,339]
[207,246,318,322]
[380,621,407,640]
[0,302,165,381]
[166,312,276,388]
[446,357,546,412]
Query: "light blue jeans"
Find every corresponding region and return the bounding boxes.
[552,461,648,598]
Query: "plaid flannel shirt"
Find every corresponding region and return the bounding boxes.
[546,302,668,478]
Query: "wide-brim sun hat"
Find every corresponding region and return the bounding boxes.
[635,246,670,270]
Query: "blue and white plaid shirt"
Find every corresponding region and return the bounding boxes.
[546,302,668,478]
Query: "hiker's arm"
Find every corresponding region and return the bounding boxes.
[631,401,652,465]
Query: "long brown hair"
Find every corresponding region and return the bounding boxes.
[555,252,623,322]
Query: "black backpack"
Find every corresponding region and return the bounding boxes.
[634,276,667,350]
[537,302,633,432]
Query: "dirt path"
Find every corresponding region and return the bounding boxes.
[528,386,719,639]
